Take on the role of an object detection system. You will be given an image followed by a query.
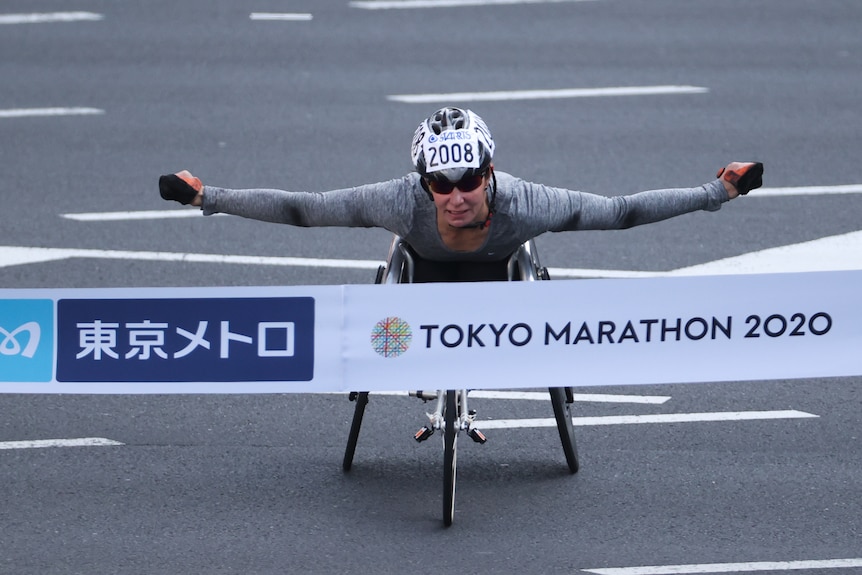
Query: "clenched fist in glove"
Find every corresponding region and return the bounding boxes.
[159,170,203,206]
[717,162,763,198]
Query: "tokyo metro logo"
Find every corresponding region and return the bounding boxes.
[370,317,412,358]
[1,322,41,358]
[0,300,54,382]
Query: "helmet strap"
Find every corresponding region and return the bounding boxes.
[420,176,434,201]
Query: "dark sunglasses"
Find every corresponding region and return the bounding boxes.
[425,171,488,195]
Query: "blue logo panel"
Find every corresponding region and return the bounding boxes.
[0,299,54,382]
[57,297,314,382]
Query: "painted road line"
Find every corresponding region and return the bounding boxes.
[336,390,672,404]
[249,13,313,21]
[753,184,862,197]
[670,230,862,276]
[582,557,862,574]
[387,85,708,104]
[0,437,124,450]
[0,245,637,272]
[547,267,662,279]
[0,12,103,24]
[4,228,862,273]
[478,410,818,430]
[353,0,594,9]
[467,390,671,404]
[61,210,218,222]
[0,107,104,119]
[547,229,862,279]
[0,246,383,271]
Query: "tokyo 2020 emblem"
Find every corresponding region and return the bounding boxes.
[370,317,412,358]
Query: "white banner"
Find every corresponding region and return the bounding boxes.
[2,271,861,393]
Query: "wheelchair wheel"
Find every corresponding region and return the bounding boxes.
[443,389,458,526]
[550,387,579,473]
[343,264,388,472]
[343,391,369,471]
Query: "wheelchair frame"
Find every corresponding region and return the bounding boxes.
[342,235,579,526]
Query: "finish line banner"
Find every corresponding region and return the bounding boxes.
[1,271,860,393]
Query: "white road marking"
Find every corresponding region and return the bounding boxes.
[0,437,124,450]
[478,410,818,429]
[335,390,672,404]
[669,230,862,276]
[61,209,218,221]
[0,107,104,119]
[469,390,671,404]
[0,246,382,270]
[249,13,313,21]
[757,184,862,196]
[3,229,862,274]
[581,558,862,574]
[0,12,103,24]
[546,267,663,279]
[352,0,594,9]
[548,229,862,278]
[388,85,707,104]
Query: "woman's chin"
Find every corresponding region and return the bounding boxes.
[446,213,474,227]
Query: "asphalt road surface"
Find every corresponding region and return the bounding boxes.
[2,1,861,574]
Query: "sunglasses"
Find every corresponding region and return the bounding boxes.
[425,171,488,195]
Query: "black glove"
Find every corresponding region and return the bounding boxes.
[717,162,763,195]
[159,173,199,205]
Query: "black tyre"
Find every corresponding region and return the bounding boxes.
[343,265,387,471]
[342,391,369,471]
[443,389,458,526]
[550,387,579,473]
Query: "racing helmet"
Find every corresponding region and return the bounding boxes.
[411,107,495,183]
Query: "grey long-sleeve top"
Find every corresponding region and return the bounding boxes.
[202,171,729,262]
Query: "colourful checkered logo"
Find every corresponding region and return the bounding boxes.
[370,317,412,358]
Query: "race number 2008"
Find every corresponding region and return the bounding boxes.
[423,130,478,170]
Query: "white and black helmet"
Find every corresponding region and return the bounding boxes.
[411,107,495,182]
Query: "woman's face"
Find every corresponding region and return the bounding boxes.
[429,171,490,228]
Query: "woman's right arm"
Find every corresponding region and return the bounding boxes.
[159,171,418,229]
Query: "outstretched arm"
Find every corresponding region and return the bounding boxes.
[537,162,764,232]
[158,170,420,230]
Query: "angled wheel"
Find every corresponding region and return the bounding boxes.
[443,389,458,526]
[343,392,369,471]
[550,387,579,473]
[343,264,388,472]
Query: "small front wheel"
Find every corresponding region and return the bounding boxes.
[443,389,458,526]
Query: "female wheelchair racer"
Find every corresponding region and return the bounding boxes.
[158,106,764,525]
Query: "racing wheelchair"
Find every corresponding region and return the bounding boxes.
[342,235,579,527]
